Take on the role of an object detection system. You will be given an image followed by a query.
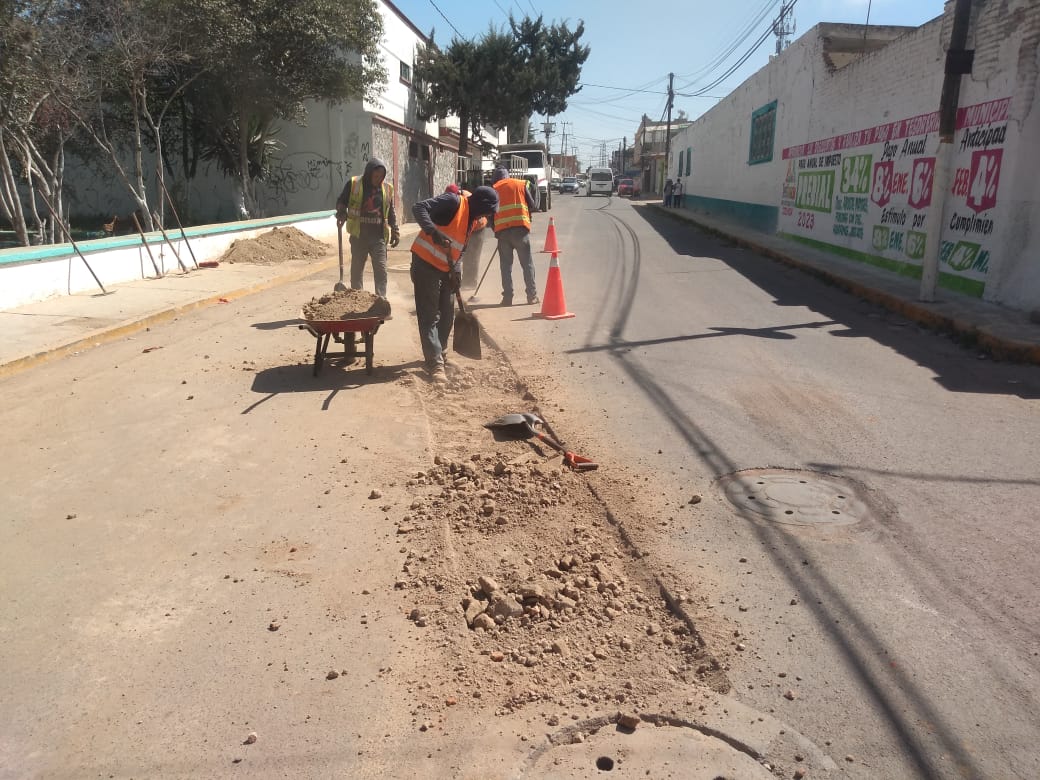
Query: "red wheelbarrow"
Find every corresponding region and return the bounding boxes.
[298,313,391,377]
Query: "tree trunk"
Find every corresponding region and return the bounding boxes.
[458,107,470,160]
[0,132,31,246]
[237,108,255,219]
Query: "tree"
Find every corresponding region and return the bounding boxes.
[415,16,589,157]
[183,0,386,218]
[0,0,81,245]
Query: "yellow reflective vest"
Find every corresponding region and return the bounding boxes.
[345,176,394,241]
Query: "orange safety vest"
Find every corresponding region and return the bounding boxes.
[492,177,531,233]
[411,196,472,272]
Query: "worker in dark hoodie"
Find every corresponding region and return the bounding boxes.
[411,185,499,382]
[335,158,399,299]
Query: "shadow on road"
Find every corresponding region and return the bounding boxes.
[628,206,1040,400]
[567,206,1000,779]
[243,359,423,413]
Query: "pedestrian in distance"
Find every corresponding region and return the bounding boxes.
[663,178,673,208]
[490,166,539,306]
[334,158,399,299]
[673,178,683,208]
[410,185,499,382]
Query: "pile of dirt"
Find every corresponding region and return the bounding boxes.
[380,353,731,735]
[220,226,329,265]
[301,289,391,320]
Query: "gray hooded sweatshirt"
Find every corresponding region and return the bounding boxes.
[337,157,398,240]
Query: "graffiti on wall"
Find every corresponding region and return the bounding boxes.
[779,97,1011,293]
[268,153,353,200]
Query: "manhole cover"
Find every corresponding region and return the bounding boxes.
[717,469,870,526]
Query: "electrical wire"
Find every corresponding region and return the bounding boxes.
[427,0,463,39]
[676,0,781,92]
[688,0,797,96]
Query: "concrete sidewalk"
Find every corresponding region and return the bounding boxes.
[4,208,1039,381]
[0,226,430,379]
[648,202,1040,365]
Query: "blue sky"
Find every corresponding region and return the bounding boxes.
[399,0,945,167]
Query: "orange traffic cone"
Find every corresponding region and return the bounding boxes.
[535,252,575,320]
[541,217,561,254]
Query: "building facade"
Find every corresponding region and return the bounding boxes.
[672,0,1040,311]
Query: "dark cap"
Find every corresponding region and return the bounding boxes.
[468,185,499,218]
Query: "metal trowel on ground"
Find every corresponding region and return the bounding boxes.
[483,413,598,471]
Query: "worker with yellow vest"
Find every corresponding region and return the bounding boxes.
[411,185,499,382]
[491,166,539,306]
[334,158,399,298]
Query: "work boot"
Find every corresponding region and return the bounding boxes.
[500,295,513,307]
[429,363,448,384]
[527,294,540,305]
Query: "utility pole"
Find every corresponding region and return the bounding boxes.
[543,120,555,152]
[920,0,974,301]
[664,73,674,185]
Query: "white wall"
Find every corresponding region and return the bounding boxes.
[0,214,338,310]
[672,0,1040,309]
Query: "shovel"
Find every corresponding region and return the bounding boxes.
[453,278,482,359]
[483,413,598,471]
[334,222,348,292]
[450,253,481,359]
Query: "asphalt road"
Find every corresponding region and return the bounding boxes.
[494,190,1040,779]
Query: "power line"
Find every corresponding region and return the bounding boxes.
[427,0,463,39]
[689,0,797,96]
[676,0,781,92]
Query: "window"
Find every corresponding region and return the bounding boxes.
[420,144,430,161]
[749,101,777,165]
[400,61,412,84]
[686,147,691,176]
[409,141,418,159]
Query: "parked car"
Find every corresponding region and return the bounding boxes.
[550,177,562,191]
[559,176,579,194]
[617,178,636,197]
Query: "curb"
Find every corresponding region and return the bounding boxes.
[0,257,339,381]
[647,204,1040,366]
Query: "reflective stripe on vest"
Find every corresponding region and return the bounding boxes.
[411,198,471,272]
[345,176,393,241]
[492,178,531,233]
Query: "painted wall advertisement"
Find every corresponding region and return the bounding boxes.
[779,97,1010,296]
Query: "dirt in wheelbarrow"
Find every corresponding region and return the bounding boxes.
[302,289,391,320]
[219,225,330,265]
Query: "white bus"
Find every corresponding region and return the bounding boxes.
[586,167,614,197]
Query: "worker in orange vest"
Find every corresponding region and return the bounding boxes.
[491,166,539,306]
[410,185,499,382]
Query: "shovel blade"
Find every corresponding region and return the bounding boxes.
[453,310,482,359]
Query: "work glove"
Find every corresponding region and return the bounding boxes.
[335,208,347,227]
[389,228,400,248]
[430,229,452,249]
[448,270,462,293]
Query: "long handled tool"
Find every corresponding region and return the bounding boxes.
[156,174,199,269]
[151,211,190,272]
[335,222,348,292]
[131,212,163,278]
[452,257,482,359]
[37,191,109,295]
[468,246,499,303]
[483,413,598,471]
